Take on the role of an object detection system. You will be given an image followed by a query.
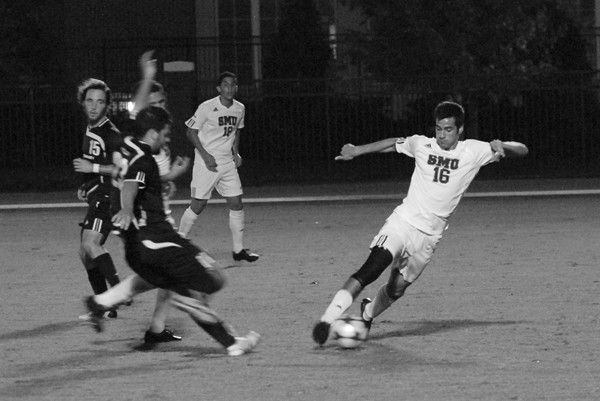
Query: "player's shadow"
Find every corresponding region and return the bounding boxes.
[0,321,80,341]
[370,319,523,340]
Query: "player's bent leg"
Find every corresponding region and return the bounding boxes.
[82,273,153,333]
[80,230,110,294]
[144,289,183,344]
[148,288,171,333]
[178,199,207,238]
[313,247,393,345]
[313,277,360,345]
[169,291,221,325]
[350,246,394,288]
[367,268,412,323]
[95,274,155,307]
[169,290,259,356]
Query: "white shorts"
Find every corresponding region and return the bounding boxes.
[369,212,441,283]
[190,159,243,199]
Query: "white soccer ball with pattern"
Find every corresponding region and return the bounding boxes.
[332,315,368,349]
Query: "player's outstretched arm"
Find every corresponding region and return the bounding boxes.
[490,140,529,159]
[160,156,191,182]
[335,137,400,160]
[131,50,156,115]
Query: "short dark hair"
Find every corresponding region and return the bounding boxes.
[134,106,172,138]
[77,78,112,105]
[434,101,465,129]
[132,79,164,96]
[217,71,237,86]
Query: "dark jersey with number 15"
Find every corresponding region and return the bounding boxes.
[119,136,167,227]
[80,117,122,201]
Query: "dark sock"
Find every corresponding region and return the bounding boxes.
[93,253,120,287]
[196,320,236,348]
[87,267,108,294]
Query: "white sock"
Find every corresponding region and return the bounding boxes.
[320,289,353,324]
[229,209,245,253]
[178,207,199,238]
[95,275,138,307]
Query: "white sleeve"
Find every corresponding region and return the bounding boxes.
[395,135,418,157]
[184,103,208,130]
[238,106,245,130]
[466,139,500,166]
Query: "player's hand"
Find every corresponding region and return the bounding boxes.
[171,156,191,175]
[490,140,506,158]
[162,181,176,198]
[77,188,88,202]
[73,158,93,173]
[112,210,139,231]
[77,177,99,201]
[202,154,218,172]
[234,153,242,168]
[335,144,358,161]
[139,50,156,80]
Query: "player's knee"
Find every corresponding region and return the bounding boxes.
[205,269,226,294]
[225,194,242,210]
[80,240,96,258]
[350,246,393,287]
[385,281,410,300]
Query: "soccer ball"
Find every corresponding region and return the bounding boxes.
[332,315,368,349]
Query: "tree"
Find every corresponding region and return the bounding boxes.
[342,0,590,81]
[0,0,59,84]
[262,0,331,80]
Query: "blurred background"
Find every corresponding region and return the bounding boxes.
[1,0,599,192]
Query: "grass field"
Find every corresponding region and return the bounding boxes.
[1,191,599,400]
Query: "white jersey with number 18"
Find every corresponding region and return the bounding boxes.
[185,96,245,166]
[393,135,500,235]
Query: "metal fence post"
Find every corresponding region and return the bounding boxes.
[29,86,36,170]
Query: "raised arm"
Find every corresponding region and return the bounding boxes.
[130,50,156,116]
[335,137,400,161]
[490,140,529,159]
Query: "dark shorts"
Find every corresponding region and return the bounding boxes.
[122,223,222,295]
[80,198,112,244]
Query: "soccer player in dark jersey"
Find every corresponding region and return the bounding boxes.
[84,106,260,357]
[72,78,123,320]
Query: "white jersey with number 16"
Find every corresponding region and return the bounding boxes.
[394,135,500,235]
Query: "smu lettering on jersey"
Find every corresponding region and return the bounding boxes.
[80,117,122,200]
[184,96,245,165]
[393,135,500,235]
[119,136,167,227]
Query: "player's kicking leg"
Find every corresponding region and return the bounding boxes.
[312,246,393,345]
[84,274,155,332]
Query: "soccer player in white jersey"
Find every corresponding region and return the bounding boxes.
[312,101,529,345]
[178,72,259,263]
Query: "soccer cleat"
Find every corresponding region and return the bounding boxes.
[360,298,373,333]
[312,321,331,345]
[144,329,183,344]
[232,249,260,262]
[83,296,115,332]
[78,310,118,321]
[226,331,261,356]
